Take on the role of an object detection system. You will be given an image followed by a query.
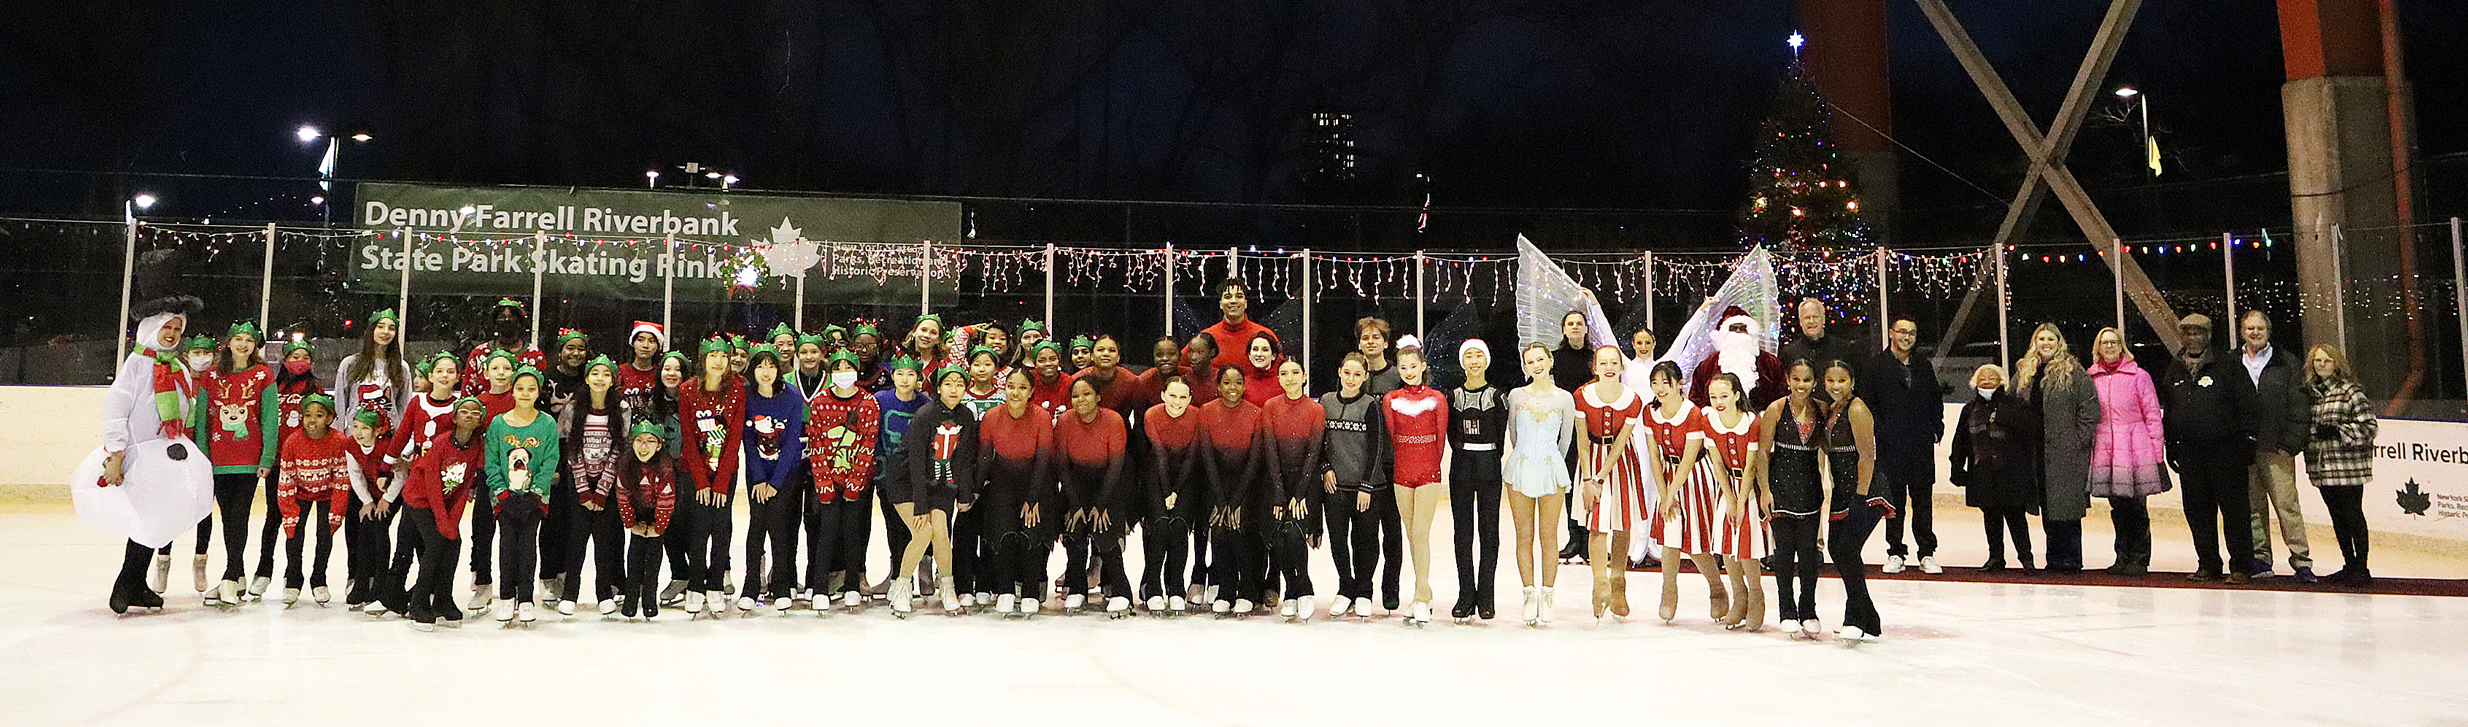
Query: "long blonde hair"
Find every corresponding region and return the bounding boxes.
[2013,322,2080,393]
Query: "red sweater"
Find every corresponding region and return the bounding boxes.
[1027,371,1074,415]
[1239,362,1281,408]
[273,378,321,445]
[403,429,483,539]
[617,360,661,409]
[389,393,460,468]
[202,365,277,471]
[1203,319,1278,371]
[1261,393,1325,504]
[679,377,747,495]
[803,388,882,502]
[461,342,545,397]
[1196,398,1269,511]
[1382,385,1448,487]
[346,437,390,504]
[615,456,678,534]
[1055,408,1129,515]
[276,428,354,536]
[976,404,1055,510]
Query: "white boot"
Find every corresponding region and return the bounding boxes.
[1277,599,1297,620]
[1538,587,1556,625]
[1063,593,1085,612]
[842,591,864,611]
[598,598,619,616]
[708,591,730,616]
[516,601,538,623]
[465,583,491,612]
[247,576,271,600]
[1409,601,1433,626]
[1146,595,1167,614]
[937,578,961,615]
[282,587,302,606]
[1522,586,1541,626]
[1232,598,1254,618]
[1882,555,1906,574]
[1020,596,1041,618]
[311,586,331,605]
[1106,596,1131,617]
[889,579,914,617]
[192,555,210,594]
[492,598,515,622]
[217,580,242,608]
[1353,597,1376,619]
[1168,595,1188,613]
[996,593,1018,616]
[149,554,169,593]
[1295,594,1317,622]
[556,600,578,617]
[683,590,707,615]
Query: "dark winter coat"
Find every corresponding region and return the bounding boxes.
[2022,361,2100,522]
[1856,348,1944,489]
[2158,351,2256,467]
[2241,346,2313,455]
[1949,389,2040,512]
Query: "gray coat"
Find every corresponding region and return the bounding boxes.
[2024,361,2101,521]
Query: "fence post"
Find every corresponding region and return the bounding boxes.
[115,207,137,366]
[793,274,805,331]
[2451,217,2465,399]
[919,239,933,316]
[1874,247,1888,347]
[1643,251,1656,335]
[662,233,675,337]
[1415,251,1428,342]
[1995,243,2011,366]
[1044,243,1057,328]
[2222,232,2237,321]
[1162,243,1175,337]
[397,228,412,342]
[261,223,277,335]
[1301,250,1313,381]
[530,231,547,348]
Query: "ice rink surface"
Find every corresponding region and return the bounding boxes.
[5,502,2463,726]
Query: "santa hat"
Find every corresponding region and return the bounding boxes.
[1717,306,1759,337]
[630,321,667,349]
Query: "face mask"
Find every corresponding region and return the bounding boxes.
[285,359,313,375]
[1977,388,1997,399]
[187,356,213,372]
[831,371,858,389]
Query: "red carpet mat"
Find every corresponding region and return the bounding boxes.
[1625,559,2466,597]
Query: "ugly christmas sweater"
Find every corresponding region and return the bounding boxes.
[678,377,747,496]
[805,388,882,503]
[199,363,279,475]
[743,379,807,495]
[276,427,355,536]
[404,428,483,539]
[485,410,560,515]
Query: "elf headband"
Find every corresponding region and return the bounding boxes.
[748,344,782,366]
[494,298,526,313]
[1030,341,1061,361]
[914,313,943,328]
[967,346,999,364]
[585,354,618,376]
[768,323,796,341]
[453,396,487,411]
[699,337,731,356]
[352,408,384,428]
[852,323,880,339]
[728,334,748,351]
[629,420,666,440]
[284,339,313,356]
[796,333,828,349]
[184,334,217,352]
[828,349,861,369]
[555,328,587,347]
[423,350,457,373]
[301,393,337,413]
[484,348,520,369]
[227,321,262,340]
[509,365,544,388]
[370,308,400,325]
[1070,335,1094,351]
[1017,320,1046,335]
[823,324,848,339]
[889,355,924,373]
[662,350,689,369]
[931,366,970,386]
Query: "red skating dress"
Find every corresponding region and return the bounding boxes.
[1574,381,1649,534]
[1701,406,1770,559]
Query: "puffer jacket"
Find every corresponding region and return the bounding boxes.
[2087,356,2170,498]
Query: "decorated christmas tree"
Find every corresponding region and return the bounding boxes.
[1736,56,1869,252]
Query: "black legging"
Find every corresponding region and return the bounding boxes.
[1828,502,1883,636]
[952,506,986,594]
[1770,516,1821,622]
[1267,516,1314,599]
[1322,487,1378,601]
[1061,525,1134,598]
[675,497,727,591]
[282,499,337,589]
[253,468,281,579]
[1980,506,2032,565]
[557,502,624,603]
[1139,517,1192,600]
[873,468,910,586]
[743,478,802,600]
[837,487,876,590]
[989,519,1051,599]
[1371,485,1403,609]
[538,477,576,588]
[209,473,255,581]
[1207,523,1259,604]
[804,494,870,596]
[494,497,544,602]
[2106,496,2151,569]
[2317,485,2370,572]
[467,486,497,586]
[623,532,664,616]
[1448,459,1501,607]
[398,507,459,622]
[344,497,395,604]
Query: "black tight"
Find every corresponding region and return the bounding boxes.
[1980,506,2032,566]
[282,500,336,589]
[2318,486,2370,572]
[1770,516,1821,621]
[1829,503,1883,635]
[210,473,255,581]
[1140,518,1192,600]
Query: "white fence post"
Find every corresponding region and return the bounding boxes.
[260,223,277,334]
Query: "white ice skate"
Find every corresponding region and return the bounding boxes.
[1106,596,1131,619]
[1295,595,1317,623]
[311,586,331,606]
[1020,595,1041,619]
[889,580,914,619]
[1063,593,1085,613]
[1407,601,1432,628]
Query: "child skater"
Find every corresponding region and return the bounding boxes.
[1261,359,1323,622]
[376,352,461,615]
[1057,376,1135,617]
[804,350,881,613]
[953,346,1006,610]
[740,344,806,613]
[463,349,519,611]
[1573,346,1647,621]
[1701,374,1767,630]
[275,394,352,607]
[397,397,487,631]
[341,408,394,613]
[1503,343,1575,626]
[251,338,326,602]
[1820,360,1890,643]
[159,335,217,598]
[1447,339,1509,623]
[1141,377,1205,615]
[554,356,629,617]
[615,420,678,620]
[978,367,1057,617]
[197,322,276,607]
[1759,360,1825,638]
[1199,364,1271,618]
[1649,360,1728,624]
[679,339,746,616]
[890,367,980,617]
[1318,354,1389,619]
[486,367,560,625]
[1382,340,1447,626]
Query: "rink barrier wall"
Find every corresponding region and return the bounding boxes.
[5,386,2460,558]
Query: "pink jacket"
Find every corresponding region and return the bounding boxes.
[2088,357,2170,497]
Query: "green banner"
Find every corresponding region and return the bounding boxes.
[348,182,958,301]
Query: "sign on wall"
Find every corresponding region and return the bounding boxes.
[2354,418,2468,542]
[347,182,959,300]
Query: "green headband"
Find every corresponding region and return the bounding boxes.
[889,355,924,373]
[914,313,943,328]
[628,420,667,440]
[1030,341,1061,360]
[510,365,543,387]
[699,338,731,356]
[184,334,217,352]
[484,348,519,368]
[370,308,400,325]
[554,328,588,347]
[967,346,999,364]
[852,323,880,339]
[767,323,796,341]
[301,393,336,413]
[453,396,486,411]
[823,324,848,339]
[748,344,782,365]
[728,334,747,349]
[1069,335,1093,351]
[1018,320,1046,334]
[585,354,618,376]
[931,366,970,386]
[796,333,828,349]
[828,349,860,368]
[421,350,456,374]
[283,339,312,356]
[352,408,384,428]
[662,350,689,368]
[494,298,525,311]
[227,321,262,340]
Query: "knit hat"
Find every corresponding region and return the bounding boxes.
[1459,338,1489,359]
[630,320,667,348]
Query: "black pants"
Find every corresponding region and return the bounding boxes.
[2175,448,2255,574]
[400,508,460,622]
[2317,485,2370,572]
[558,502,624,603]
[382,507,421,605]
[282,499,336,589]
[989,518,1051,598]
[744,480,802,600]
[538,478,578,585]
[670,497,725,591]
[2043,518,2084,571]
[1207,525,1260,604]
[874,471,910,585]
[1322,488,1377,600]
[1980,506,2032,565]
[209,473,256,581]
[1448,463,1501,606]
[495,496,543,601]
[344,497,395,604]
[1266,517,1313,599]
[1140,517,1192,600]
[1828,502,1883,635]
[2106,496,2152,569]
[1371,485,1403,608]
[467,487,497,586]
[1062,527,1134,598]
[804,494,871,596]
[1771,516,1821,622]
[840,486,877,589]
[623,533,664,616]
[952,506,986,594]
[1883,473,1937,558]
[253,471,282,579]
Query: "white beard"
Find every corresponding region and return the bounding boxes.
[1714,330,1760,390]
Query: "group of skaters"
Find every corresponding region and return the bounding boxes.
[93,275,2384,643]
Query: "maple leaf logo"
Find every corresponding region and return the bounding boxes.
[758,217,821,277]
[2396,479,2432,516]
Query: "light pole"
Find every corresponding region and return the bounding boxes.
[298,126,372,227]
[115,193,158,365]
[2115,87,2152,178]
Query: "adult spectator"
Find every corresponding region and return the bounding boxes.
[2013,323,2100,574]
[1778,297,1863,401]
[2086,327,2168,577]
[2158,314,2256,585]
[2301,344,2377,586]
[1856,317,1943,575]
[2238,311,2315,582]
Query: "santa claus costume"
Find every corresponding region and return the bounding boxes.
[1690,306,1786,411]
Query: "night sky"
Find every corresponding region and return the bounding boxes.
[3,0,2461,247]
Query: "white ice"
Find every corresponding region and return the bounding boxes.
[3,501,2463,726]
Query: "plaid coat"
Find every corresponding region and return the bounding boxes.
[2302,380,2376,488]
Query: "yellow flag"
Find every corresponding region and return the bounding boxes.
[2146,136,2163,176]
